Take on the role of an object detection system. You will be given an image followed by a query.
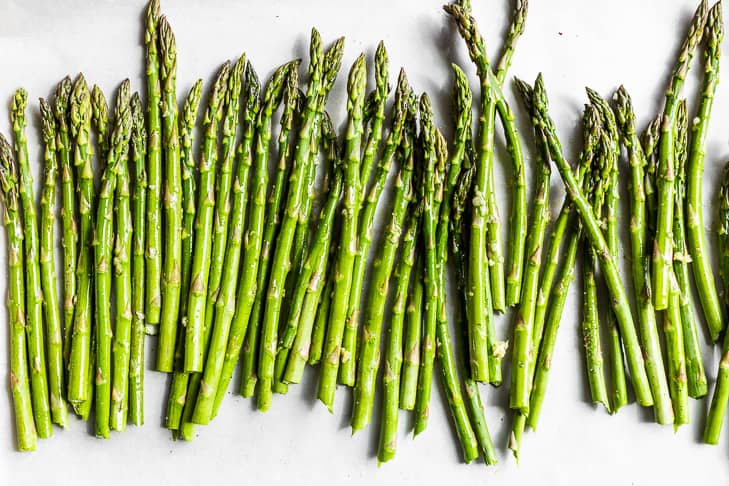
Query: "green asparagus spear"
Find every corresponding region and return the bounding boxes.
[38,99,68,428]
[91,85,110,160]
[0,134,36,451]
[653,0,708,312]
[11,89,52,438]
[145,0,162,331]
[183,61,231,371]
[129,93,147,426]
[157,17,184,371]
[54,77,78,364]
[666,272,689,426]
[687,1,724,342]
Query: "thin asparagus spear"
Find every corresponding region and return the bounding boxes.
[653,0,708,312]
[157,17,183,371]
[687,1,724,342]
[614,86,674,424]
[443,3,493,381]
[0,135,36,451]
[145,0,162,331]
[129,93,147,426]
[533,74,653,406]
[643,117,660,231]
[309,250,335,367]
[339,43,391,386]
[38,99,68,428]
[315,48,365,413]
[704,161,729,444]
[91,86,110,160]
[494,0,529,84]
[239,75,297,398]
[67,75,95,417]
[183,61,232,371]
[11,89,51,438]
[94,81,132,438]
[110,92,134,431]
[666,272,689,426]
[378,204,418,464]
[195,62,288,423]
[54,77,77,364]
[351,84,412,431]
[673,98,707,398]
[283,113,343,384]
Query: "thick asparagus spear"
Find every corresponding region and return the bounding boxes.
[687,1,724,342]
[195,62,288,423]
[67,75,95,417]
[11,89,52,438]
[614,86,674,424]
[145,0,162,331]
[183,61,231,371]
[0,134,36,451]
[239,75,297,398]
[38,99,68,428]
[129,93,147,426]
[157,17,183,371]
[351,83,412,431]
[54,77,78,363]
[91,85,110,160]
[533,74,653,406]
[673,98,707,398]
[339,43,391,386]
[653,0,708,312]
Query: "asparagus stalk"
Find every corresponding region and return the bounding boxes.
[316,49,366,413]
[666,272,689,426]
[687,1,724,342]
[196,62,288,423]
[54,76,78,364]
[614,86,674,424]
[91,85,110,160]
[706,160,729,444]
[157,17,183,371]
[110,91,134,431]
[67,75,95,417]
[183,61,232,371]
[283,112,343,384]
[129,92,147,426]
[351,83,412,431]
[673,98,707,398]
[239,75,297,398]
[11,89,52,438]
[533,74,653,406]
[0,135,36,451]
[653,0,708,312]
[308,248,335,367]
[38,99,68,428]
[145,0,162,331]
[339,43,391,386]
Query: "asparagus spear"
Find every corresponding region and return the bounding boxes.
[0,134,36,451]
[666,271,689,426]
[614,86,674,424]
[351,83,412,431]
[687,1,724,342]
[183,61,231,371]
[653,0,708,312]
[706,161,729,444]
[145,0,162,331]
[164,81,203,431]
[91,85,110,160]
[239,75,297,398]
[53,77,78,364]
[38,99,68,428]
[11,89,52,438]
[532,74,653,406]
[195,62,288,423]
[283,112,343,384]
[157,17,183,371]
[673,98,707,398]
[129,93,147,426]
[67,75,95,417]
[378,203,419,464]
[316,50,367,413]
[339,43,391,386]
[110,90,134,431]
[308,246,336,367]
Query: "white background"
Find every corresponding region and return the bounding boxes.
[2,0,729,484]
